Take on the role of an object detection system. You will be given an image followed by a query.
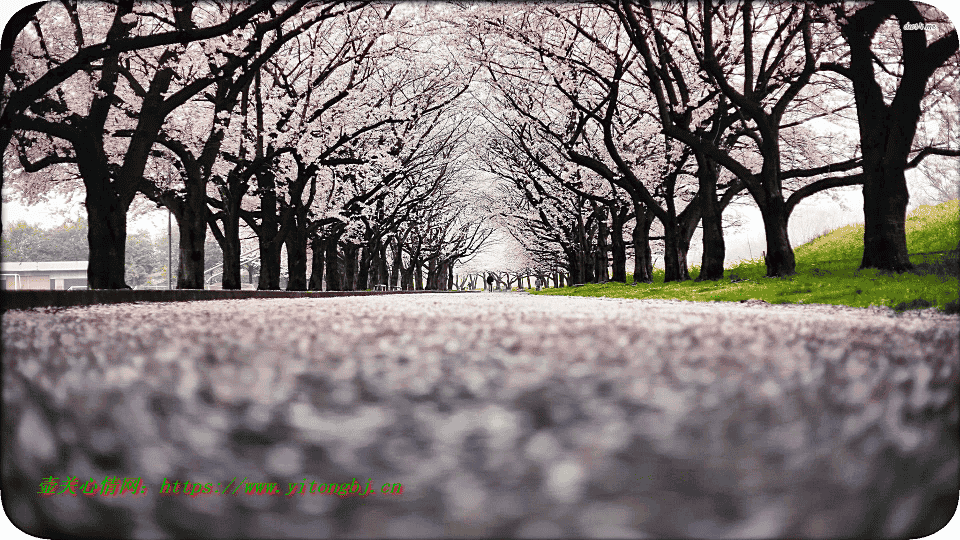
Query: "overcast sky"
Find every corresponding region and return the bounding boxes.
[1,0,958,270]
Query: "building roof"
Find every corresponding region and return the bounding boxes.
[1,261,88,272]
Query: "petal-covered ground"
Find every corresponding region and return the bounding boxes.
[2,294,958,538]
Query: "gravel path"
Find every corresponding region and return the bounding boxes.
[2,294,958,539]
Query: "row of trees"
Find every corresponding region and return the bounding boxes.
[3,1,490,290]
[463,0,958,283]
[2,1,957,289]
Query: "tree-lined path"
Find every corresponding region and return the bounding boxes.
[3,295,957,538]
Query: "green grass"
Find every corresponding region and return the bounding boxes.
[532,199,960,313]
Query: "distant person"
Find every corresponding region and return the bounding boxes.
[486,274,494,292]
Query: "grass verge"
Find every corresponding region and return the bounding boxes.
[531,200,960,314]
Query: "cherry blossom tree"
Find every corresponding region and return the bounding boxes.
[602,0,873,277]
[463,4,730,282]
[200,5,476,291]
[4,0,320,288]
[139,2,379,289]
[0,0,281,154]
[819,0,959,271]
[479,124,616,286]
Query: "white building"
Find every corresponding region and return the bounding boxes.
[0,261,87,290]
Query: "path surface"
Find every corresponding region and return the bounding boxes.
[2,294,958,538]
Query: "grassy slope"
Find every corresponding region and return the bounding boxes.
[531,199,960,312]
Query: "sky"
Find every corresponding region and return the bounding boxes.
[1,0,959,272]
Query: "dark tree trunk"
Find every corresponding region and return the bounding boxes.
[582,218,597,284]
[563,245,582,285]
[219,210,242,290]
[308,238,324,291]
[366,245,379,290]
[661,215,690,282]
[325,238,342,291]
[697,155,726,281]
[861,167,911,271]
[285,224,308,291]
[390,239,403,289]
[253,172,283,290]
[758,191,795,278]
[415,260,424,290]
[836,3,957,271]
[343,244,359,291]
[401,261,414,290]
[610,205,628,282]
[632,203,655,284]
[583,244,596,283]
[357,244,371,291]
[84,192,130,289]
[257,238,282,291]
[242,263,257,284]
[376,242,389,289]
[753,134,796,277]
[176,212,206,289]
[426,258,438,290]
[595,208,610,282]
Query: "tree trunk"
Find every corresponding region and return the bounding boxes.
[426,258,438,290]
[595,208,610,282]
[583,245,596,283]
[285,220,308,291]
[839,2,958,271]
[242,263,257,285]
[257,238,282,290]
[414,256,424,290]
[861,165,912,271]
[376,242,389,289]
[252,172,283,290]
[308,238,324,291]
[325,238,342,291]
[661,214,690,282]
[367,246,379,290]
[759,197,796,277]
[219,209,242,290]
[752,134,796,277]
[84,192,130,289]
[610,205,627,282]
[401,262,414,291]
[563,245,582,284]
[390,239,403,289]
[175,204,206,290]
[632,203,655,284]
[357,244,371,290]
[697,155,726,281]
[343,243,359,291]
